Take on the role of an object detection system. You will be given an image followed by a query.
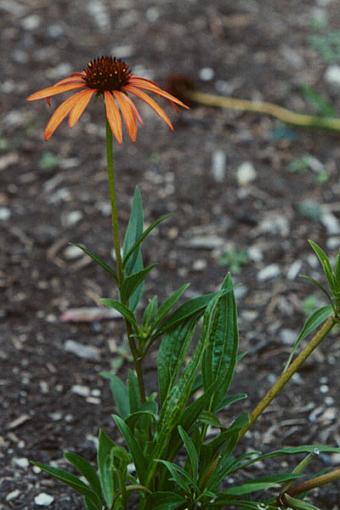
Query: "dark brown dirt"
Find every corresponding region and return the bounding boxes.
[1,0,339,508]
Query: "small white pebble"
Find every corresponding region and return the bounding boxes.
[21,15,40,30]
[0,207,11,221]
[34,493,54,506]
[199,67,215,81]
[211,150,226,183]
[6,490,20,501]
[325,396,334,405]
[64,210,83,227]
[193,259,207,271]
[287,260,302,280]
[146,6,159,21]
[257,264,280,281]
[71,384,90,397]
[280,329,297,345]
[13,457,29,468]
[320,384,329,394]
[86,396,101,405]
[325,65,340,86]
[236,161,257,186]
[248,246,263,262]
[63,245,84,260]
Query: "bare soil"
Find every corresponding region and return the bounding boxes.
[1,0,339,508]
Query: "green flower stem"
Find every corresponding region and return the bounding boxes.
[105,120,146,403]
[239,315,336,440]
[106,120,124,285]
[285,467,340,499]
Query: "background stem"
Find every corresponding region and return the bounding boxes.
[286,467,340,498]
[189,91,340,132]
[105,120,146,402]
[238,316,336,440]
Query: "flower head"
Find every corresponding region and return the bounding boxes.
[27,56,189,143]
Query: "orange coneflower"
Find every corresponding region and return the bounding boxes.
[27,56,189,143]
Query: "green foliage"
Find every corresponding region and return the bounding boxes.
[73,243,117,282]
[307,240,340,313]
[309,31,340,64]
[302,85,336,117]
[36,188,340,509]
[123,187,145,310]
[38,151,60,170]
[219,248,249,274]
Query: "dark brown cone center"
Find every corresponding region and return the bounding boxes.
[83,56,131,92]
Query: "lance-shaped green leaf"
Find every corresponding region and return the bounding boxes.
[112,414,148,485]
[284,494,322,510]
[203,450,239,492]
[34,462,101,507]
[123,187,144,272]
[125,409,157,431]
[128,370,141,413]
[335,250,340,285]
[216,392,248,413]
[202,274,239,410]
[101,372,129,418]
[64,451,102,500]
[211,497,277,509]
[157,317,197,403]
[156,459,200,494]
[165,392,212,463]
[143,295,159,327]
[154,291,228,459]
[154,291,225,337]
[123,187,144,309]
[201,414,250,490]
[232,444,340,472]
[221,473,301,496]
[300,274,332,304]
[97,430,115,508]
[156,283,190,324]
[178,426,199,480]
[101,298,138,331]
[284,305,333,370]
[121,264,156,305]
[123,213,171,268]
[72,243,117,282]
[309,240,336,291]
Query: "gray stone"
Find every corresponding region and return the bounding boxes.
[64,340,100,361]
[257,264,280,281]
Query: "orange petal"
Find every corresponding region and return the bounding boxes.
[27,82,86,101]
[124,85,174,130]
[68,89,95,127]
[123,93,144,126]
[128,77,189,109]
[114,91,137,142]
[54,73,84,87]
[104,91,123,144]
[44,92,84,140]
[130,74,158,86]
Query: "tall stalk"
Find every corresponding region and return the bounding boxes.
[105,120,146,402]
